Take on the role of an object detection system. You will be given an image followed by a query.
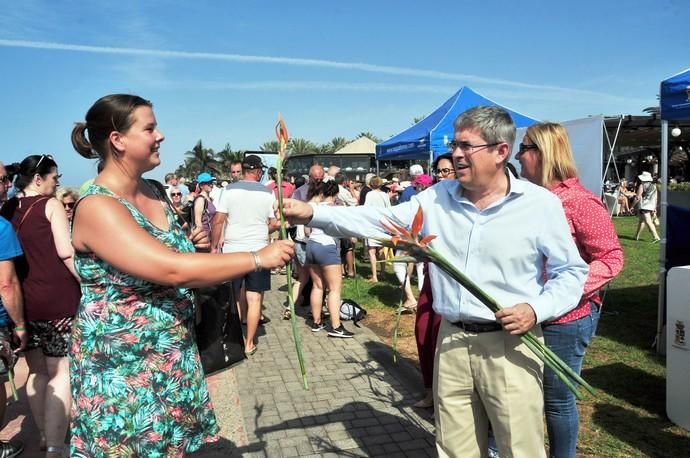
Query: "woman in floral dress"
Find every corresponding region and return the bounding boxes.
[69,94,294,457]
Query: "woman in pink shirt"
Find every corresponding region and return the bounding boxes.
[516,122,624,458]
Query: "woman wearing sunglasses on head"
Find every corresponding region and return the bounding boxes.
[68,94,294,457]
[0,154,80,458]
[515,122,624,458]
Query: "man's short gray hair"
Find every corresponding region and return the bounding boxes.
[453,106,516,148]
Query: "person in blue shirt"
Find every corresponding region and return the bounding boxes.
[398,164,424,203]
[0,161,27,457]
[280,106,588,458]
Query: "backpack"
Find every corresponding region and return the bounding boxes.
[183,196,208,229]
[340,299,367,327]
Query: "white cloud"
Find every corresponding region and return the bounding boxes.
[0,38,645,106]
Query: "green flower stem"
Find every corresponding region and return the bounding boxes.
[8,369,17,401]
[385,241,595,398]
[276,156,308,390]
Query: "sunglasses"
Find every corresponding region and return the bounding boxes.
[0,175,10,183]
[516,143,538,155]
[171,192,182,197]
[63,202,75,209]
[35,154,54,171]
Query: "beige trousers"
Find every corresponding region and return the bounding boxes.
[433,319,546,458]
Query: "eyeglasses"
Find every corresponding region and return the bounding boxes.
[171,192,182,197]
[516,143,539,155]
[35,154,54,171]
[433,168,455,176]
[448,140,500,154]
[63,202,75,209]
[0,175,9,183]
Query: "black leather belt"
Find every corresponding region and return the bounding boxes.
[450,320,502,333]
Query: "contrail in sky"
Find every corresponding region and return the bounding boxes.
[0,38,630,101]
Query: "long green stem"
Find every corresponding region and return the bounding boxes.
[276,157,308,390]
[386,242,595,398]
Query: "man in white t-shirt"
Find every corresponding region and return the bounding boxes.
[211,155,279,355]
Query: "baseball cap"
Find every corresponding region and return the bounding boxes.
[409,164,424,177]
[242,155,264,170]
[196,172,215,184]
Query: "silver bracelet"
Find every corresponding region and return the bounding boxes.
[250,251,262,272]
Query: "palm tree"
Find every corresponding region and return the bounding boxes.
[216,143,243,171]
[261,140,281,152]
[412,115,426,125]
[357,131,382,143]
[316,143,333,154]
[184,140,221,177]
[329,137,348,152]
[289,138,318,156]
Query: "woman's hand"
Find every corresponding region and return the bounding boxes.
[188,227,210,252]
[257,240,295,270]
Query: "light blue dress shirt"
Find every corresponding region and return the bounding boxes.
[310,174,588,325]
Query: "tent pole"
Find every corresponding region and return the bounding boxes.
[376,160,380,176]
[657,120,669,354]
[602,116,623,188]
[429,150,433,174]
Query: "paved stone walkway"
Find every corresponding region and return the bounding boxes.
[195,274,436,457]
[0,273,435,457]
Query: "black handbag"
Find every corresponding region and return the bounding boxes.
[145,179,247,375]
[194,284,246,375]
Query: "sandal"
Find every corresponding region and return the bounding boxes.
[283,308,291,320]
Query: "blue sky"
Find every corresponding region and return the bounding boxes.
[0,0,687,186]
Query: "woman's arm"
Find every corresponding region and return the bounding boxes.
[193,196,205,229]
[72,195,293,288]
[46,198,79,281]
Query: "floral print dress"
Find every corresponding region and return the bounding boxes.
[69,184,219,457]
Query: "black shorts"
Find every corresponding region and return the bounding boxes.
[27,316,74,358]
[232,269,271,294]
[340,238,353,258]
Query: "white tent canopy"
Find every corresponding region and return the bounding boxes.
[509,116,604,197]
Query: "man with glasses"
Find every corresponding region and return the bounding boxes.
[0,161,26,457]
[0,162,12,207]
[280,106,588,457]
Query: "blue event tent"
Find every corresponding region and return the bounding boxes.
[376,86,538,161]
[657,68,690,357]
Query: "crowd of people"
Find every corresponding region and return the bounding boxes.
[0,96,633,457]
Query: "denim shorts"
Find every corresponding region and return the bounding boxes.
[294,242,307,267]
[306,240,341,266]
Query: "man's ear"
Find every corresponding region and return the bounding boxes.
[495,143,511,165]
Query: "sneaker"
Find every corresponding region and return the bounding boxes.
[328,324,354,338]
[0,440,24,458]
[310,321,326,332]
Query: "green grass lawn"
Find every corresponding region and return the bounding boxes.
[342,217,690,457]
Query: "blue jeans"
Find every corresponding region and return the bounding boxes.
[542,310,596,458]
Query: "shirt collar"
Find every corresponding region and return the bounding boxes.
[445,169,527,202]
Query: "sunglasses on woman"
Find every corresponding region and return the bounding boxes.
[171,192,182,197]
[63,202,76,209]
